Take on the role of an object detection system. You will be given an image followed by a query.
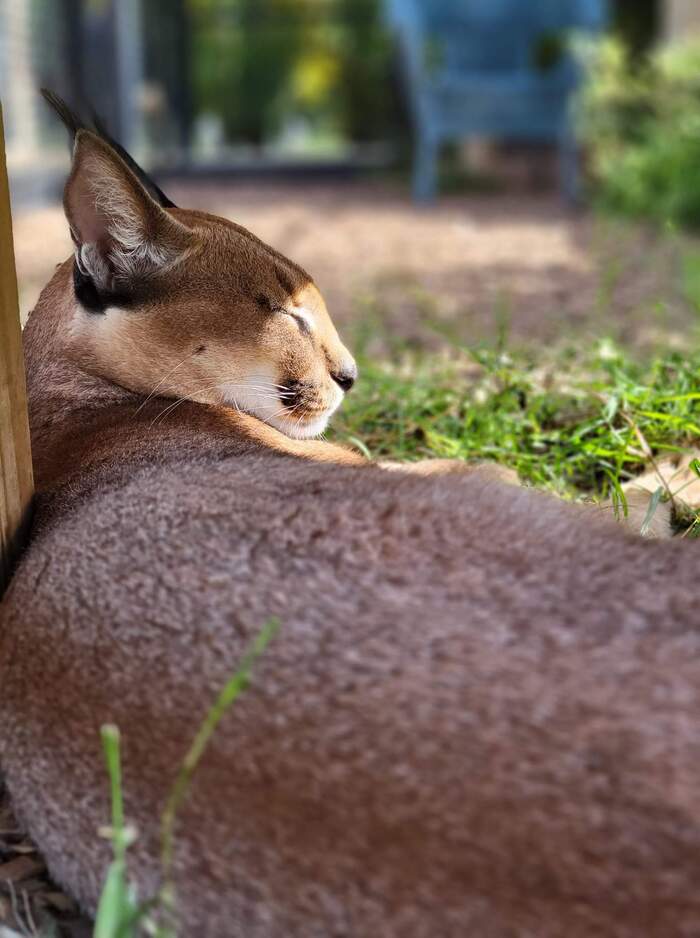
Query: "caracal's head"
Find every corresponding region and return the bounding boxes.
[50,99,356,440]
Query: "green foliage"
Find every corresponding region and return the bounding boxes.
[189,0,310,145]
[332,337,700,528]
[610,0,659,58]
[188,0,395,147]
[333,0,397,143]
[94,619,279,937]
[579,36,700,228]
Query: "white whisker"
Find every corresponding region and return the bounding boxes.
[149,382,235,427]
[267,400,303,423]
[133,351,200,417]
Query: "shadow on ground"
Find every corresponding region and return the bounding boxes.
[13,180,699,351]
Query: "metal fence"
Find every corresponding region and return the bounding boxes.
[0,0,397,207]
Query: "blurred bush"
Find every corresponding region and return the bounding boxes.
[579,35,700,228]
[190,0,308,146]
[333,0,396,144]
[188,0,397,150]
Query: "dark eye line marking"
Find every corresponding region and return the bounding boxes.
[254,294,310,334]
[288,311,311,335]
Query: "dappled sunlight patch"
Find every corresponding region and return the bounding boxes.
[623,450,700,536]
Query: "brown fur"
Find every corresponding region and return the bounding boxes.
[0,128,699,937]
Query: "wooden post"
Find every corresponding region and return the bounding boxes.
[0,104,33,594]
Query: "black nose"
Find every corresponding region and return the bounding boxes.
[331,364,357,393]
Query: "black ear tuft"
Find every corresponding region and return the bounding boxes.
[40,88,177,210]
[40,89,82,138]
[89,109,177,210]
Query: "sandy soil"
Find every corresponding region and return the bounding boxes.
[12,180,697,350]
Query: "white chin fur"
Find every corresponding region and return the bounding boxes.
[267,411,332,440]
[220,370,342,439]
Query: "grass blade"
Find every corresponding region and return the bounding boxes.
[640,486,664,537]
[159,618,281,877]
[95,726,138,938]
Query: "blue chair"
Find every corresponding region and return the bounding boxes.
[385,0,607,201]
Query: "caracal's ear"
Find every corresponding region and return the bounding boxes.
[64,129,192,297]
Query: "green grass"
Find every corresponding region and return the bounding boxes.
[94,619,280,938]
[331,336,700,532]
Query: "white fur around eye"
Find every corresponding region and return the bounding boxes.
[291,307,315,332]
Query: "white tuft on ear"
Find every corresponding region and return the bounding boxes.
[75,242,111,286]
[64,131,190,293]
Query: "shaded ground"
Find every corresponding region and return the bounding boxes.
[13,179,700,350]
[1,781,89,937]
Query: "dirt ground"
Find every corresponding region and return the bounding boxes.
[12,179,698,351]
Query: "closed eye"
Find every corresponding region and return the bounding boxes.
[258,293,313,336]
[278,308,312,336]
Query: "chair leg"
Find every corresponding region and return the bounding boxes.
[413,134,438,203]
[559,124,579,205]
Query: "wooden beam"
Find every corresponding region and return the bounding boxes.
[0,104,33,594]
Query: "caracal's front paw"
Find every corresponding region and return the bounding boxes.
[379,458,520,484]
